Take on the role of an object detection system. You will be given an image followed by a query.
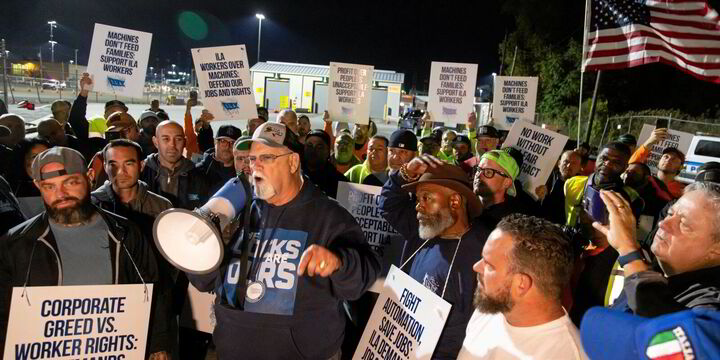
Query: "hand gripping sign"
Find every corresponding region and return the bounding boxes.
[4,284,153,360]
[353,266,451,360]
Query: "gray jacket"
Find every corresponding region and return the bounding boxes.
[92,180,172,219]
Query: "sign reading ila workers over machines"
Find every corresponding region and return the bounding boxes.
[504,120,569,200]
[86,23,152,98]
[427,61,478,125]
[328,62,374,124]
[336,182,398,258]
[353,265,451,360]
[492,76,538,130]
[192,45,258,121]
[4,284,153,360]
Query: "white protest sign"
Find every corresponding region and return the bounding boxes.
[492,76,538,130]
[179,284,216,334]
[191,45,258,121]
[86,23,152,98]
[427,62,478,125]
[504,120,569,200]
[4,284,153,360]
[337,182,398,258]
[328,62,374,124]
[353,265,451,360]
[637,124,694,174]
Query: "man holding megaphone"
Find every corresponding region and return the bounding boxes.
[157,122,380,359]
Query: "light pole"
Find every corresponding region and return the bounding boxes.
[48,21,57,63]
[255,13,265,63]
[74,49,78,87]
[2,39,8,106]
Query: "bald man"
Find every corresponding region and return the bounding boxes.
[0,114,25,147]
[277,109,299,135]
[37,118,86,157]
[140,121,210,210]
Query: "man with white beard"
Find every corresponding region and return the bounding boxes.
[186,122,380,359]
[380,155,492,359]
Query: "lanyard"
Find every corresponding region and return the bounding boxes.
[399,234,464,300]
[249,204,288,281]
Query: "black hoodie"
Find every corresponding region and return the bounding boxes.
[188,180,381,359]
[196,149,236,195]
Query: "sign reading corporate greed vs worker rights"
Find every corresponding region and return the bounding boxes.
[86,23,152,98]
[4,284,153,360]
[328,62,373,124]
[353,265,451,360]
[192,45,258,121]
[492,76,538,130]
[427,62,478,125]
[504,121,568,200]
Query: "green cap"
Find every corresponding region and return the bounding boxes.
[480,150,519,197]
[234,136,252,151]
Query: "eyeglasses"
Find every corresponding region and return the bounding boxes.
[475,167,509,179]
[248,152,294,165]
[215,138,234,146]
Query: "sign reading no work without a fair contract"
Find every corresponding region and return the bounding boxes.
[328,62,374,124]
[86,23,152,98]
[427,62,478,125]
[192,45,258,121]
[492,76,538,130]
[637,124,694,174]
[504,120,568,200]
[353,265,451,360]
[4,284,153,360]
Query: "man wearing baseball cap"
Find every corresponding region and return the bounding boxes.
[137,111,161,157]
[380,155,491,358]
[67,73,128,143]
[453,134,473,165]
[233,136,252,177]
[460,125,501,176]
[629,128,686,199]
[387,129,418,171]
[0,147,169,357]
[196,124,243,194]
[186,122,380,359]
[303,129,347,198]
[87,111,141,190]
[472,149,524,226]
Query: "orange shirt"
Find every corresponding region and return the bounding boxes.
[184,111,201,157]
[630,145,685,199]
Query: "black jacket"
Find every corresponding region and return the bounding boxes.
[187,180,381,359]
[140,153,211,210]
[303,161,349,199]
[380,170,492,359]
[0,175,25,235]
[196,149,236,195]
[540,168,568,225]
[0,207,169,353]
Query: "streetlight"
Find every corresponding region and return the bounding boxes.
[48,21,57,63]
[255,13,265,63]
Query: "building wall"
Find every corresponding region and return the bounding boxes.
[251,71,274,106]
[301,76,324,111]
[379,81,401,119]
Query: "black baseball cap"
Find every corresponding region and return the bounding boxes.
[616,133,637,147]
[104,100,128,111]
[453,135,471,147]
[477,125,500,139]
[305,129,331,148]
[696,162,720,183]
[389,129,418,151]
[216,125,243,141]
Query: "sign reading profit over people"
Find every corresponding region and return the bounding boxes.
[504,120,568,200]
[337,182,398,258]
[328,62,374,124]
[427,61,478,125]
[192,45,258,121]
[86,23,152,98]
[3,284,153,360]
[637,124,694,174]
[492,76,538,130]
[353,265,451,360]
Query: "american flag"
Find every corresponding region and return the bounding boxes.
[583,0,720,83]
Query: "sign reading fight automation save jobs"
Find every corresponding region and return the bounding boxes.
[192,45,258,121]
[328,62,374,124]
[4,284,153,360]
[427,62,478,125]
[353,265,451,360]
[86,23,152,98]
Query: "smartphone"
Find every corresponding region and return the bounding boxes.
[655,118,668,129]
[582,185,609,225]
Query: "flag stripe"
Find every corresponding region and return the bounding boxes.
[653,354,686,360]
[651,10,719,24]
[646,1,707,10]
[647,339,683,357]
[650,5,716,18]
[586,48,720,72]
[590,31,720,54]
[590,41,720,61]
[650,331,677,346]
[584,54,720,83]
[650,15,720,30]
[590,24,720,42]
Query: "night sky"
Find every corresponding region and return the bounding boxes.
[0,0,513,90]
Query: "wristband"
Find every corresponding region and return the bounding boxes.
[618,250,646,267]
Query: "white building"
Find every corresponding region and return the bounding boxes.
[250,61,404,120]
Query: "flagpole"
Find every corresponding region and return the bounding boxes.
[578,0,592,146]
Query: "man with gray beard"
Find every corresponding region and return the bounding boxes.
[380,155,492,359]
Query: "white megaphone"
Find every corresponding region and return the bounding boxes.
[153,176,249,274]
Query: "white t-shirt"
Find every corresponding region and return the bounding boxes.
[457,310,588,360]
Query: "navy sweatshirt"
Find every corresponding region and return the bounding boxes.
[380,170,492,359]
[188,180,381,359]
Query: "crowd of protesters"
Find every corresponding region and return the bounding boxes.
[0,72,719,360]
